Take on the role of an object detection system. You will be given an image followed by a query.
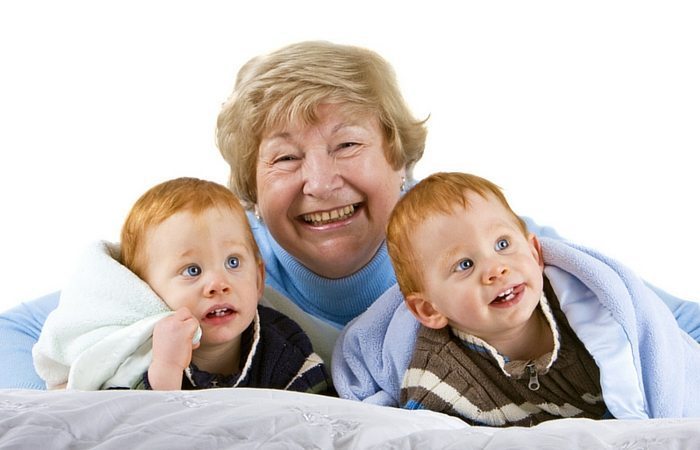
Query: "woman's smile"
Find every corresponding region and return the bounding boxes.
[300,203,362,227]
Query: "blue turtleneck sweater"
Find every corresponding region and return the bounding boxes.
[248,212,396,329]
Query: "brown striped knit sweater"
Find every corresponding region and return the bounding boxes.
[400,279,607,427]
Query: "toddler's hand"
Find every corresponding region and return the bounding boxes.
[148,307,201,390]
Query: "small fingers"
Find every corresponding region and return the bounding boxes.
[171,307,201,346]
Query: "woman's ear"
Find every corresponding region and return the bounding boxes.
[405,293,449,329]
[528,233,545,269]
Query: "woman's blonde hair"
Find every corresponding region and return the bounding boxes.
[120,177,260,278]
[216,40,428,209]
[387,172,528,296]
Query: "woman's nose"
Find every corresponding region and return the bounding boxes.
[301,151,342,199]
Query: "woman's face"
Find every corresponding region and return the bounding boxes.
[256,103,405,279]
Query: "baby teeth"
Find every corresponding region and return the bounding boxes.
[496,288,515,301]
[498,288,513,298]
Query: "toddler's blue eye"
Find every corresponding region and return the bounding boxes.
[456,259,473,272]
[226,256,240,269]
[495,239,510,251]
[183,265,201,277]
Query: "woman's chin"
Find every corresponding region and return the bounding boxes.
[300,246,379,279]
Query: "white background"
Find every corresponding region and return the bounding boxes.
[1,1,698,312]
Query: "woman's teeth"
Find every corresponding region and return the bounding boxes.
[303,205,355,226]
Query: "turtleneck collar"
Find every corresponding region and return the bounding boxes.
[259,225,397,328]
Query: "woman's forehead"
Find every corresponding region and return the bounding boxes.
[263,102,378,136]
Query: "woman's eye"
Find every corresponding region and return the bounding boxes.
[182,265,201,277]
[338,142,359,149]
[267,154,303,172]
[273,154,299,163]
[455,259,474,272]
[226,256,240,269]
[495,239,510,251]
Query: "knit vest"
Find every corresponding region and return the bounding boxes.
[400,279,607,426]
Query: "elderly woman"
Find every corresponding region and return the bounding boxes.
[214,41,427,360]
[1,41,699,390]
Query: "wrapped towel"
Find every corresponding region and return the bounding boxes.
[32,241,174,390]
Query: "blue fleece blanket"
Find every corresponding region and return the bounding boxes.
[332,237,700,418]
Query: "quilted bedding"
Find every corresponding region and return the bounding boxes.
[1,388,699,449]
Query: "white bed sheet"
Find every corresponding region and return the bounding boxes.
[1,388,698,449]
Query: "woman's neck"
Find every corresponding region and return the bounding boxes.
[262,228,397,327]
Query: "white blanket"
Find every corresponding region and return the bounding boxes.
[32,241,175,390]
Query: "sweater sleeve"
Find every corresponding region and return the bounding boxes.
[0,292,59,389]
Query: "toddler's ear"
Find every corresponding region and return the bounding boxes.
[528,234,545,269]
[405,293,448,329]
[256,261,266,299]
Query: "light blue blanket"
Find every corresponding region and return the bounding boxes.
[332,237,700,418]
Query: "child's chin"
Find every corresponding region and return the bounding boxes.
[200,328,245,345]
